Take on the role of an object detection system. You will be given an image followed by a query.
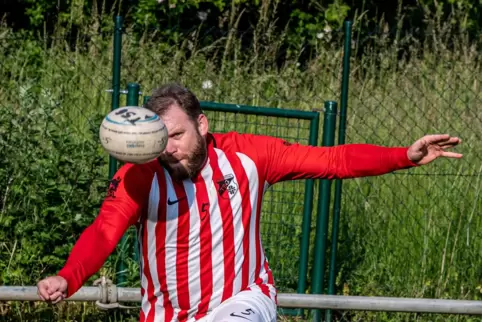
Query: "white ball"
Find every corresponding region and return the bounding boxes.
[99,106,168,164]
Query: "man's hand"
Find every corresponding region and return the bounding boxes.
[407,134,462,165]
[37,276,68,304]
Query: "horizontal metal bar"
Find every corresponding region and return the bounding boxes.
[277,294,482,315]
[0,286,102,302]
[105,89,143,95]
[140,97,320,119]
[1,286,481,315]
[200,101,320,120]
[105,89,128,94]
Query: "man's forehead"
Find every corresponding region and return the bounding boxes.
[162,119,193,136]
[166,123,185,132]
[160,108,189,124]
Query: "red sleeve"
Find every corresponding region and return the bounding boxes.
[57,163,153,297]
[251,135,418,184]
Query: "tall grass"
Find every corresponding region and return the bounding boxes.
[335,23,482,321]
[1,5,481,321]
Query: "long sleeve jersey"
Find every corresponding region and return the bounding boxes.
[57,131,417,321]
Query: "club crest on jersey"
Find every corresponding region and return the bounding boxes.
[107,176,121,198]
[217,174,238,199]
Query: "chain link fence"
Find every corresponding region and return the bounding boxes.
[0,29,134,319]
[329,28,482,321]
[0,30,112,281]
[196,102,320,296]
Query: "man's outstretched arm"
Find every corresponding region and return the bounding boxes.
[255,134,462,184]
[57,197,140,297]
[37,163,152,301]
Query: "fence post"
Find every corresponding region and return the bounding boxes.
[295,112,320,317]
[109,16,123,182]
[311,101,337,322]
[126,83,140,106]
[115,82,141,286]
[326,20,352,322]
[127,84,140,271]
[109,16,125,287]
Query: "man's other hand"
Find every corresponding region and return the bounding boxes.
[407,134,462,165]
[37,276,68,304]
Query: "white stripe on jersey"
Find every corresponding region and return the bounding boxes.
[164,169,180,320]
[215,148,245,295]
[236,152,260,285]
[139,222,150,317]
[200,162,225,311]
[182,180,202,316]
[146,173,162,318]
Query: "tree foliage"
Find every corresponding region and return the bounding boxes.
[2,0,481,46]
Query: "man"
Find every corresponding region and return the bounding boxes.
[37,83,462,321]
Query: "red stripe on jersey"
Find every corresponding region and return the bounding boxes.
[264,260,274,285]
[223,151,252,290]
[259,284,271,297]
[252,260,273,298]
[155,170,174,321]
[140,304,145,321]
[255,275,271,298]
[172,181,191,321]
[141,216,156,321]
[254,177,265,282]
[139,220,152,322]
[209,149,236,301]
[194,177,213,320]
[264,260,275,299]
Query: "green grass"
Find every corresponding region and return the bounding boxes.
[1,16,481,321]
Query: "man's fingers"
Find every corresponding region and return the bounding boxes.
[49,291,64,303]
[424,134,451,144]
[440,137,460,144]
[438,139,461,151]
[37,283,51,301]
[424,134,462,146]
[441,151,463,158]
[37,289,47,301]
[440,143,459,150]
[46,281,56,292]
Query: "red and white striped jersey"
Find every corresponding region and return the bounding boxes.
[58,131,416,321]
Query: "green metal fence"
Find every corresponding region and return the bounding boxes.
[327,22,482,322]
[194,100,321,302]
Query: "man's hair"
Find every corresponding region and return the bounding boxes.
[145,83,202,122]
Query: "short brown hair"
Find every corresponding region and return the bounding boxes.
[145,83,202,122]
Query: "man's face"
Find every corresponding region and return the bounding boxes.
[158,104,209,181]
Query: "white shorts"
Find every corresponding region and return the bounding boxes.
[197,289,277,322]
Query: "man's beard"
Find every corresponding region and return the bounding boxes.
[158,134,207,181]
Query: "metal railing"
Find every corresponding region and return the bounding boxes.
[2,282,482,316]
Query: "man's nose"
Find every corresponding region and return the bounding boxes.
[164,139,177,155]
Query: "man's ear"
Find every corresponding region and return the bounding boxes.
[197,114,209,136]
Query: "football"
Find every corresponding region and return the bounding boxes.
[99,106,168,164]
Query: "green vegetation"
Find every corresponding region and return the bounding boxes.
[1,2,481,320]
